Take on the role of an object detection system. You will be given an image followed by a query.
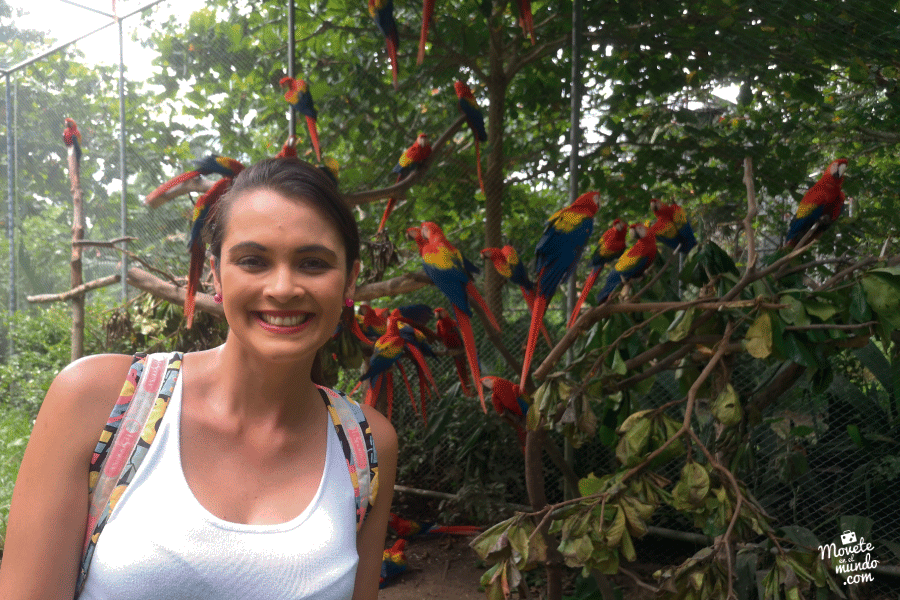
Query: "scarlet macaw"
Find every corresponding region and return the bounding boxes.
[369,0,400,90]
[389,513,483,539]
[379,539,408,588]
[434,306,473,397]
[417,0,434,64]
[279,77,322,162]
[63,118,82,164]
[319,157,340,188]
[144,154,244,207]
[521,192,599,386]
[482,375,529,447]
[649,199,696,253]
[567,218,628,327]
[595,222,658,304]
[378,133,433,233]
[409,222,500,412]
[361,311,407,420]
[454,81,487,196]
[274,134,298,159]
[785,158,849,247]
[481,245,551,345]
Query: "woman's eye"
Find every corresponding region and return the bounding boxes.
[300,257,331,270]
[237,256,265,268]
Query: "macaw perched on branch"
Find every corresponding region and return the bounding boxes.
[408,223,499,412]
[361,311,406,420]
[279,77,322,162]
[481,245,551,345]
[514,0,536,44]
[378,133,432,234]
[649,199,696,253]
[434,307,473,396]
[520,192,599,386]
[379,539,408,588]
[417,0,434,64]
[482,375,529,447]
[785,158,849,248]
[275,134,298,159]
[369,0,400,90]
[144,154,244,207]
[454,81,487,196]
[389,513,483,539]
[567,219,628,327]
[63,118,83,164]
[595,222,658,304]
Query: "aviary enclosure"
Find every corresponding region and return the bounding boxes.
[1,0,899,598]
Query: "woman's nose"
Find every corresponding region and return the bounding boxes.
[266,264,301,300]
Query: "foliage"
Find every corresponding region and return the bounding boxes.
[0,402,31,554]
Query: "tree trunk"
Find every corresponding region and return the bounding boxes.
[68,151,84,362]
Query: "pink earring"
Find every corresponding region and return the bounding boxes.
[345,298,354,308]
[214,293,223,304]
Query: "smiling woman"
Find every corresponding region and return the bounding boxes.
[0,158,398,600]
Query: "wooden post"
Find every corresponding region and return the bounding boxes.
[67,131,85,362]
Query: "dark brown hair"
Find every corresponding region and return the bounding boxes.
[205,157,360,272]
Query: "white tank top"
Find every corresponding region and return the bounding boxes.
[79,376,359,600]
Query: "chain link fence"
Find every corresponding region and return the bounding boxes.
[0,0,898,586]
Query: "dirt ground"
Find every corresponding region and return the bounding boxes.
[379,535,486,600]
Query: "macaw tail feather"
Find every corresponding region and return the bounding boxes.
[429,524,483,535]
[595,270,622,304]
[305,116,322,163]
[378,197,397,233]
[520,288,552,346]
[348,315,374,346]
[144,170,201,207]
[405,343,439,400]
[349,380,363,398]
[520,294,548,387]
[387,38,399,90]
[417,0,435,65]
[475,139,486,196]
[465,281,501,331]
[568,268,601,328]
[518,0,536,44]
[385,372,395,421]
[453,355,474,397]
[184,242,205,329]
[396,361,418,419]
[453,307,487,413]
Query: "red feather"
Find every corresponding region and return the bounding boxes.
[418,0,435,64]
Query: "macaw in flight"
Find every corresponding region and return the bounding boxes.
[378,133,432,234]
[454,81,487,196]
[279,76,322,162]
[369,0,400,89]
[144,154,244,207]
[649,199,696,253]
[63,118,82,164]
[567,218,628,327]
[595,222,658,304]
[785,158,849,248]
[520,192,599,387]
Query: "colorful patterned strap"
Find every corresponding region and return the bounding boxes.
[317,385,379,530]
[77,352,182,596]
[76,353,377,598]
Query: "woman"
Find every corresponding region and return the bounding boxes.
[0,158,398,599]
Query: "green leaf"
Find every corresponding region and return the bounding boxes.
[861,273,900,329]
[745,311,773,358]
[667,308,696,342]
[712,383,742,426]
[803,299,837,321]
[780,294,811,326]
[849,282,872,322]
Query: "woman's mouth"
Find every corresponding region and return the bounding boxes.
[254,312,314,332]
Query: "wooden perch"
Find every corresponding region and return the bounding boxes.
[27,274,121,303]
[126,267,224,318]
[354,271,433,301]
[73,236,138,248]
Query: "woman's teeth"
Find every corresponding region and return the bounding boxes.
[259,313,310,327]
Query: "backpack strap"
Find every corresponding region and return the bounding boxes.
[317,385,379,531]
[77,352,182,597]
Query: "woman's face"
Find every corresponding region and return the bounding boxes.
[212,187,359,363]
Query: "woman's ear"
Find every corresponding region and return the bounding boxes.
[210,256,222,296]
[345,260,361,301]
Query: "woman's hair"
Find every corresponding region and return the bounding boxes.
[205,157,360,272]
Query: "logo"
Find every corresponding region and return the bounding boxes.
[819,530,879,585]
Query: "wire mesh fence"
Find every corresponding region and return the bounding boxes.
[0,0,898,587]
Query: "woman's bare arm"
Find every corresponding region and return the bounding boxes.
[0,354,133,600]
[352,404,398,600]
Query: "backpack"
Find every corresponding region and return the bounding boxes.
[75,352,378,597]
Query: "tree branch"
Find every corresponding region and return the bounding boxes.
[26,274,121,303]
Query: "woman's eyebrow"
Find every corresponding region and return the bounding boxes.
[227,241,338,259]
